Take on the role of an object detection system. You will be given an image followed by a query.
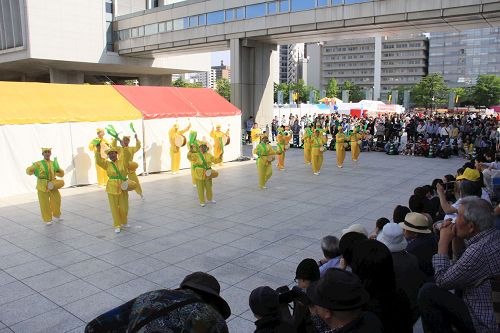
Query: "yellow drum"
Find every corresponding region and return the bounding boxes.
[174,134,187,148]
[128,161,139,172]
[120,180,137,191]
[47,179,65,190]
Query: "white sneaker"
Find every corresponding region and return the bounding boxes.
[200,203,206,207]
[260,186,267,190]
[115,228,121,234]
[208,200,216,204]
[313,172,319,176]
[140,194,144,200]
[192,184,197,188]
[317,171,321,175]
[54,216,63,222]
[337,165,343,168]
[46,221,52,226]
[122,224,130,228]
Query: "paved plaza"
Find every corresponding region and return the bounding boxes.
[0,147,462,333]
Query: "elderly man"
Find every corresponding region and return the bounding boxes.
[418,197,500,333]
[318,236,341,277]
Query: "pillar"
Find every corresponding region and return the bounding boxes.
[373,36,382,100]
[230,38,277,129]
[49,69,84,84]
[138,74,172,86]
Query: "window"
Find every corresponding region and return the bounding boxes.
[225,9,234,21]
[268,1,277,14]
[246,3,266,18]
[236,7,245,20]
[290,0,315,12]
[173,18,185,30]
[159,22,166,32]
[105,2,113,14]
[119,29,130,40]
[145,23,158,35]
[166,21,173,31]
[279,0,289,12]
[189,16,198,27]
[198,14,206,25]
[207,11,224,24]
[130,26,144,38]
[318,0,329,7]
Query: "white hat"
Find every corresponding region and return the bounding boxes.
[341,224,368,237]
[376,223,407,253]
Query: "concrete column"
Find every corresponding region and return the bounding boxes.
[307,43,321,90]
[230,38,277,129]
[49,69,84,84]
[374,36,382,100]
[138,74,172,86]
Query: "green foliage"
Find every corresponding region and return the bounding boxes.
[326,78,339,98]
[274,82,290,103]
[215,78,231,101]
[339,81,364,102]
[472,74,500,107]
[411,74,449,109]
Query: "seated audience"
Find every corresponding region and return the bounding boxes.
[85,272,230,333]
[418,197,500,333]
[393,205,411,223]
[318,236,341,276]
[341,224,368,237]
[249,286,296,333]
[307,268,383,333]
[369,217,390,239]
[338,232,368,270]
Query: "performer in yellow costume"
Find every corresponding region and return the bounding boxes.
[253,135,279,189]
[94,145,135,233]
[336,126,347,168]
[187,141,221,207]
[169,122,191,174]
[112,134,143,199]
[188,131,200,187]
[89,128,110,187]
[250,123,262,159]
[26,148,65,225]
[349,128,363,162]
[210,124,230,166]
[302,127,313,165]
[311,129,328,175]
[276,126,292,170]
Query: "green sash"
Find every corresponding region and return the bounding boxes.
[110,162,127,181]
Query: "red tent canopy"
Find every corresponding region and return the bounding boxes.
[113,86,240,120]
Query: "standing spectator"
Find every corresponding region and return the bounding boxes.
[418,197,500,333]
[307,268,383,333]
[246,116,254,144]
[291,119,301,148]
[318,236,341,277]
[417,120,427,137]
[271,116,278,142]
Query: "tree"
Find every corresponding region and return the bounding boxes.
[472,74,500,107]
[215,78,231,101]
[326,78,339,98]
[339,81,364,102]
[173,77,188,87]
[411,74,449,109]
[274,82,289,103]
[453,87,474,107]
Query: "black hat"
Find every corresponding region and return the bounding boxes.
[249,286,279,317]
[180,272,231,319]
[295,258,320,281]
[307,268,369,311]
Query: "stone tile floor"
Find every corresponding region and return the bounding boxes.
[0,146,463,332]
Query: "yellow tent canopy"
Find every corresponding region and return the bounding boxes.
[0,82,141,125]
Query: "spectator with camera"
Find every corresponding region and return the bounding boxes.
[418,197,500,333]
[249,286,296,333]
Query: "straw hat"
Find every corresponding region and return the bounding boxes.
[399,212,431,234]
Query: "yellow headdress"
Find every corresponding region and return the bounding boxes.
[41,147,52,153]
[105,147,119,154]
[122,136,130,140]
[96,128,104,134]
[215,123,221,128]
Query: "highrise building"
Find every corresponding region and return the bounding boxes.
[429,28,500,88]
[308,36,428,100]
[278,44,305,85]
[211,61,231,82]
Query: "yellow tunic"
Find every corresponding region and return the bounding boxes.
[276,133,291,170]
[336,133,347,167]
[26,159,64,222]
[253,143,277,188]
[112,139,143,195]
[302,134,312,164]
[251,128,262,144]
[187,150,221,204]
[210,129,229,164]
[169,125,190,172]
[311,135,328,173]
[349,133,363,161]
[95,152,130,227]
[89,137,110,186]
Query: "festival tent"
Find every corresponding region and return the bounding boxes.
[0,82,143,198]
[112,86,241,173]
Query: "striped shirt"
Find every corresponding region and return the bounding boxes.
[433,228,500,333]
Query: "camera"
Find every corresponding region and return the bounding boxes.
[444,181,455,192]
[276,285,311,306]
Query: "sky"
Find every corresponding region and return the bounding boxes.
[211,50,230,66]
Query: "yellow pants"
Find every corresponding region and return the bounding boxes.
[351,143,360,161]
[336,145,345,167]
[191,167,196,185]
[258,163,273,188]
[312,154,323,173]
[304,148,312,164]
[108,192,128,228]
[37,190,61,222]
[128,172,142,195]
[96,165,108,186]
[170,150,181,172]
[196,178,213,204]
[277,151,285,169]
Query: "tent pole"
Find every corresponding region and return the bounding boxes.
[142,116,148,176]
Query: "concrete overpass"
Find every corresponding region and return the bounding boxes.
[114,0,500,125]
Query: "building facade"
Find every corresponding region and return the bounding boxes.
[308,36,428,100]
[278,44,305,85]
[0,0,210,85]
[429,28,500,88]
